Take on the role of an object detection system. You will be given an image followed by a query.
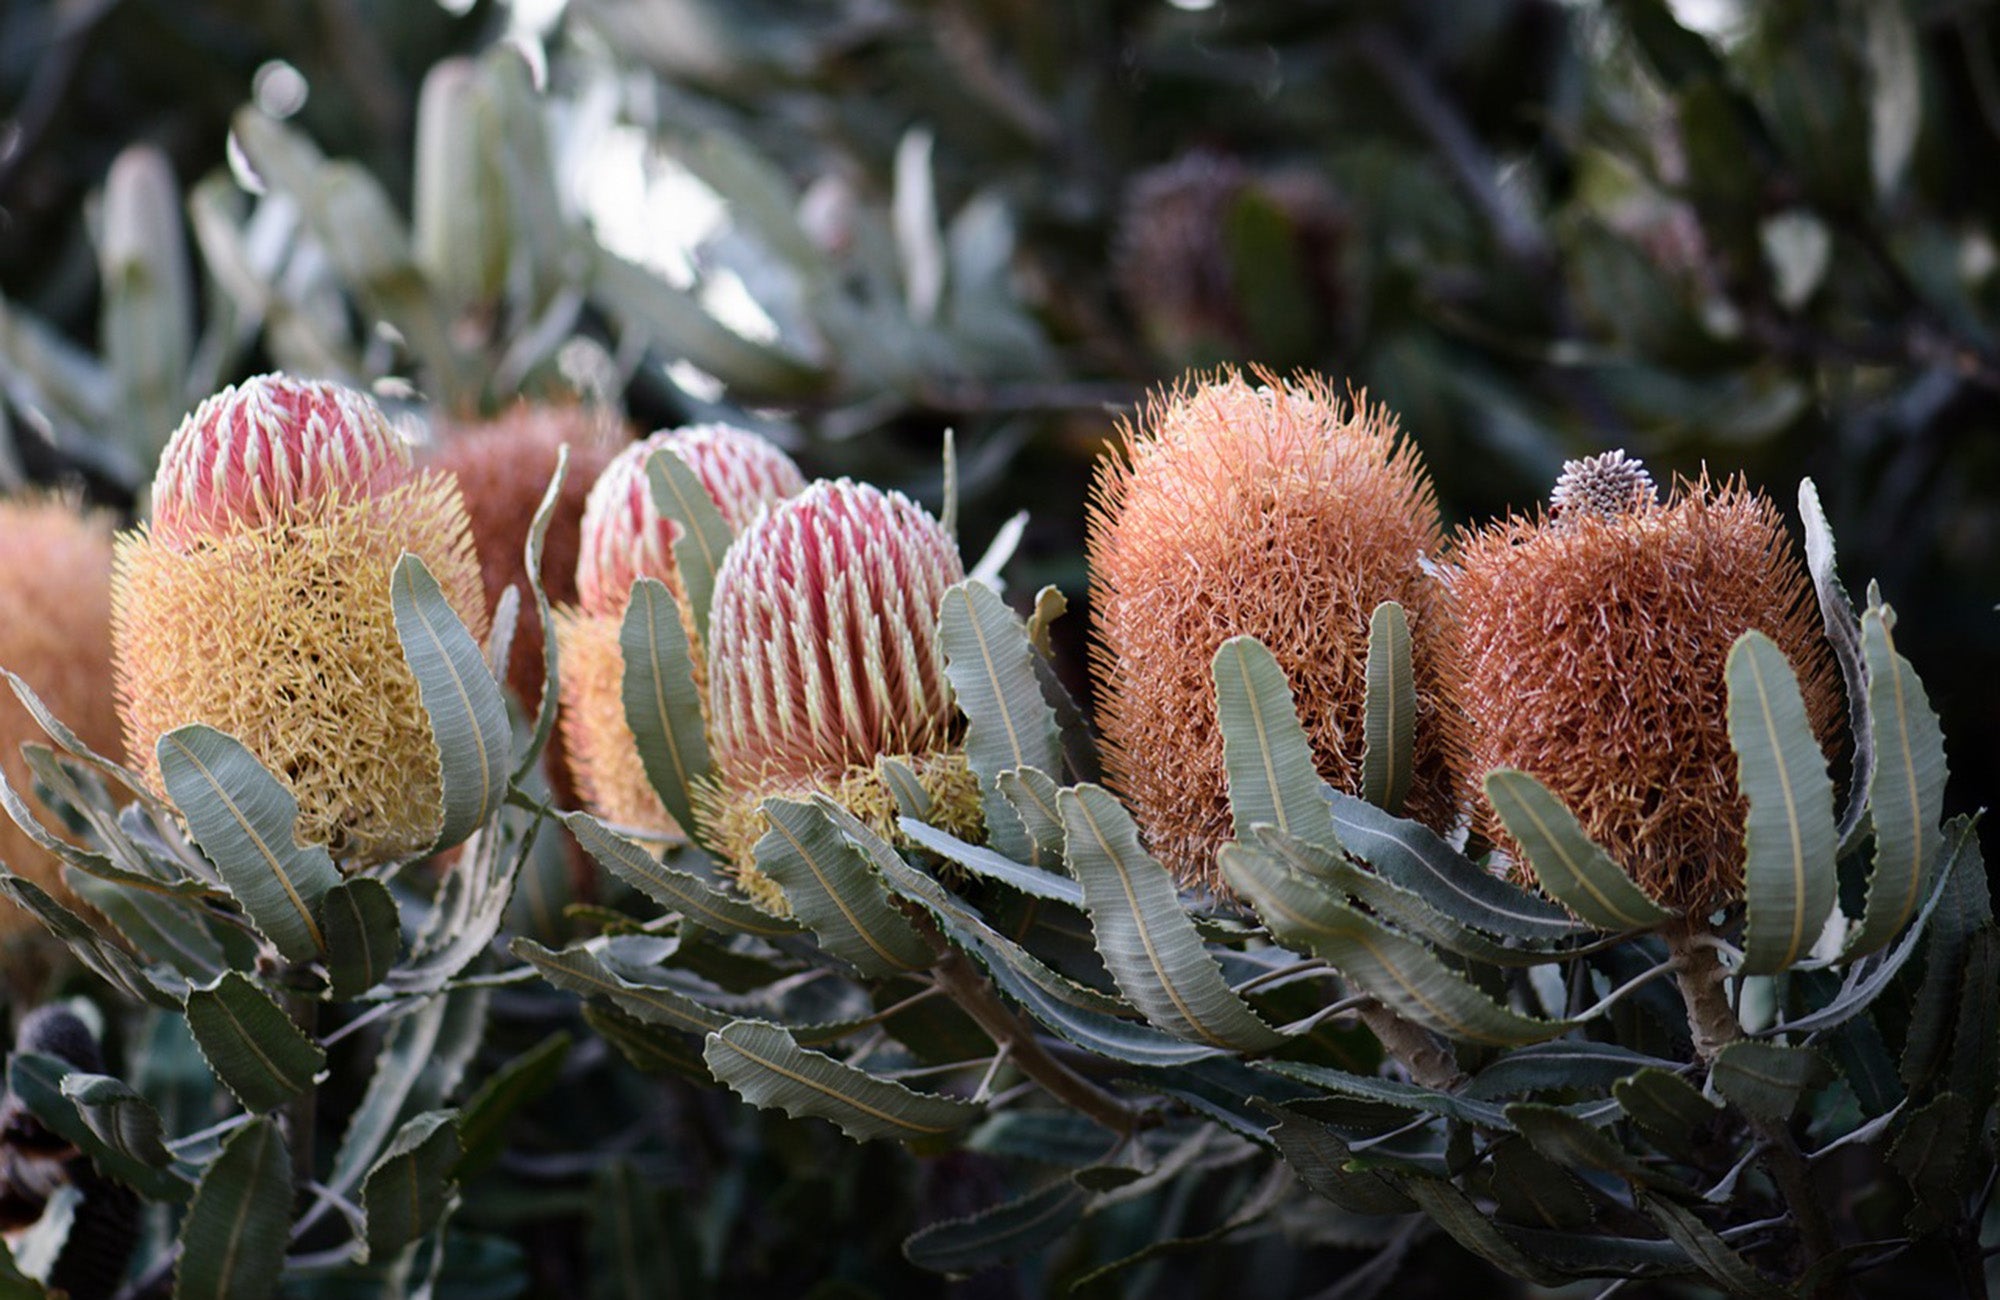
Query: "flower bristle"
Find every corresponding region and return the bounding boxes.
[1086,369,1460,887]
[151,374,414,550]
[1450,466,1841,913]
[115,378,488,863]
[0,498,121,937]
[574,424,807,619]
[706,480,964,788]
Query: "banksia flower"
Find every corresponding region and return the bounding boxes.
[557,426,805,836]
[113,375,487,863]
[699,480,980,909]
[1450,454,1840,913]
[0,499,120,938]
[1087,371,1458,887]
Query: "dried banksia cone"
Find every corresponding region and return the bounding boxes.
[1088,371,1459,887]
[114,374,487,863]
[557,426,805,835]
[699,480,980,909]
[0,499,121,938]
[1450,453,1840,914]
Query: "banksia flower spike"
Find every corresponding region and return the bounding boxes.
[700,479,980,910]
[557,426,805,837]
[113,374,488,863]
[0,499,121,938]
[1088,370,1459,887]
[1450,452,1840,914]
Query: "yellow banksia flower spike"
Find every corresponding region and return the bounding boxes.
[556,425,805,837]
[113,374,488,863]
[1449,451,1841,913]
[1086,369,1460,888]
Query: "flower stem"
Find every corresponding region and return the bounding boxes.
[1355,999,1464,1091]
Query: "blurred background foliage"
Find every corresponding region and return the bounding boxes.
[2,0,1997,1292]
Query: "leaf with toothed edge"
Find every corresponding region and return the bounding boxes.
[898,816,1083,906]
[320,876,403,1000]
[645,446,734,644]
[565,809,796,936]
[1361,601,1416,814]
[938,580,1064,864]
[1844,608,1947,959]
[703,1019,981,1143]
[393,551,514,854]
[513,937,730,1035]
[1211,636,1337,852]
[184,972,325,1113]
[1060,783,1285,1051]
[156,724,341,962]
[619,576,712,844]
[903,1179,1087,1275]
[174,1117,290,1300]
[1798,479,1871,841]
[361,1111,460,1261]
[512,447,570,783]
[1485,769,1673,932]
[754,798,933,977]
[996,767,1067,868]
[7,1054,189,1201]
[1728,632,1838,975]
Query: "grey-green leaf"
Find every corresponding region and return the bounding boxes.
[513,938,729,1036]
[362,1111,461,1260]
[320,876,403,1000]
[939,581,1064,863]
[455,1031,569,1178]
[1711,1042,1830,1122]
[9,1054,188,1201]
[1728,631,1838,974]
[512,447,570,783]
[703,1019,980,1142]
[185,972,325,1113]
[1360,602,1415,814]
[1485,769,1672,931]
[157,724,340,961]
[565,810,795,936]
[903,1180,1086,1275]
[1846,609,1947,958]
[393,551,513,853]
[996,767,1067,867]
[1614,1067,1721,1152]
[173,1117,290,1300]
[754,799,933,977]
[620,576,711,842]
[1211,636,1335,851]
[1060,784,1285,1051]
[645,446,734,644]
[1221,845,1572,1047]
[1798,480,1871,839]
[61,1073,173,1171]
[1638,1192,1778,1297]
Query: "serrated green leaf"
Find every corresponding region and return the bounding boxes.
[755,799,933,976]
[645,447,735,644]
[454,1031,569,1178]
[703,1019,980,1142]
[1710,1042,1830,1121]
[1846,609,1947,958]
[619,577,711,842]
[320,876,402,1000]
[996,767,1067,867]
[0,873,176,1006]
[565,810,795,936]
[903,1179,1086,1275]
[512,448,570,783]
[157,724,340,961]
[1889,1092,1974,1227]
[66,871,228,982]
[1491,1140,1594,1230]
[2,670,161,813]
[514,938,728,1035]
[585,1003,713,1081]
[1729,631,1838,974]
[1947,926,2000,1123]
[1485,769,1673,931]
[173,1116,289,1300]
[1900,820,1990,1084]
[1360,602,1415,814]
[897,816,1083,905]
[1798,481,1871,841]
[328,988,487,1200]
[1258,1059,1516,1129]
[1613,1067,1721,1151]
[1463,1040,1678,1099]
[1266,1108,1417,1214]
[1324,790,1580,942]
[393,552,512,854]
[940,580,1064,865]
[8,1054,188,1201]
[61,1073,172,1171]
[185,972,324,1113]
[1400,1175,1566,1287]
[1222,844,1571,1046]
[1637,1192,1778,1297]
[1507,1103,1689,1194]
[362,1111,461,1260]
[588,1160,679,1300]
[1211,636,1336,851]
[1060,784,1284,1051]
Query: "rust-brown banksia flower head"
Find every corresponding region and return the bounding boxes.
[0,499,121,937]
[1450,452,1840,913]
[557,426,805,836]
[1087,370,1459,887]
[114,374,487,863]
[700,479,980,910]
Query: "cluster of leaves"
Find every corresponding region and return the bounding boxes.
[0,441,1983,1297]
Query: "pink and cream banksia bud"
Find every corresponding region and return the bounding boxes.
[557,426,806,836]
[113,374,487,863]
[699,479,982,911]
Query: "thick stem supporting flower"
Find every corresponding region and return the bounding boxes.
[928,946,1139,1136]
[1355,999,1465,1091]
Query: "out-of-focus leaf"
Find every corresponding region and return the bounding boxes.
[1845,608,1946,958]
[1399,1175,1565,1287]
[1728,632,1838,974]
[592,249,825,398]
[893,127,944,325]
[320,876,402,1000]
[173,1117,290,1300]
[362,1111,461,1261]
[454,1031,569,1178]
[98,145,194,462]
[902,1179,1086,1275]
[703,1019,980,1143]
[185,972,324,1113]
[1485,769,1672,931]
[1211,637,1336,851]
[754,799,932,976]
[588,1160,684,1300]
[1889,1092,1974,1227]
[1710,1042,1830,1121]
[1061,784,1285,1051]
[157,724,341,961]
[393,552,513,853]
[1360,603,1415,815]
[413,58,507,309]
[619,576,711,842]
[1865,0,1922,197]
